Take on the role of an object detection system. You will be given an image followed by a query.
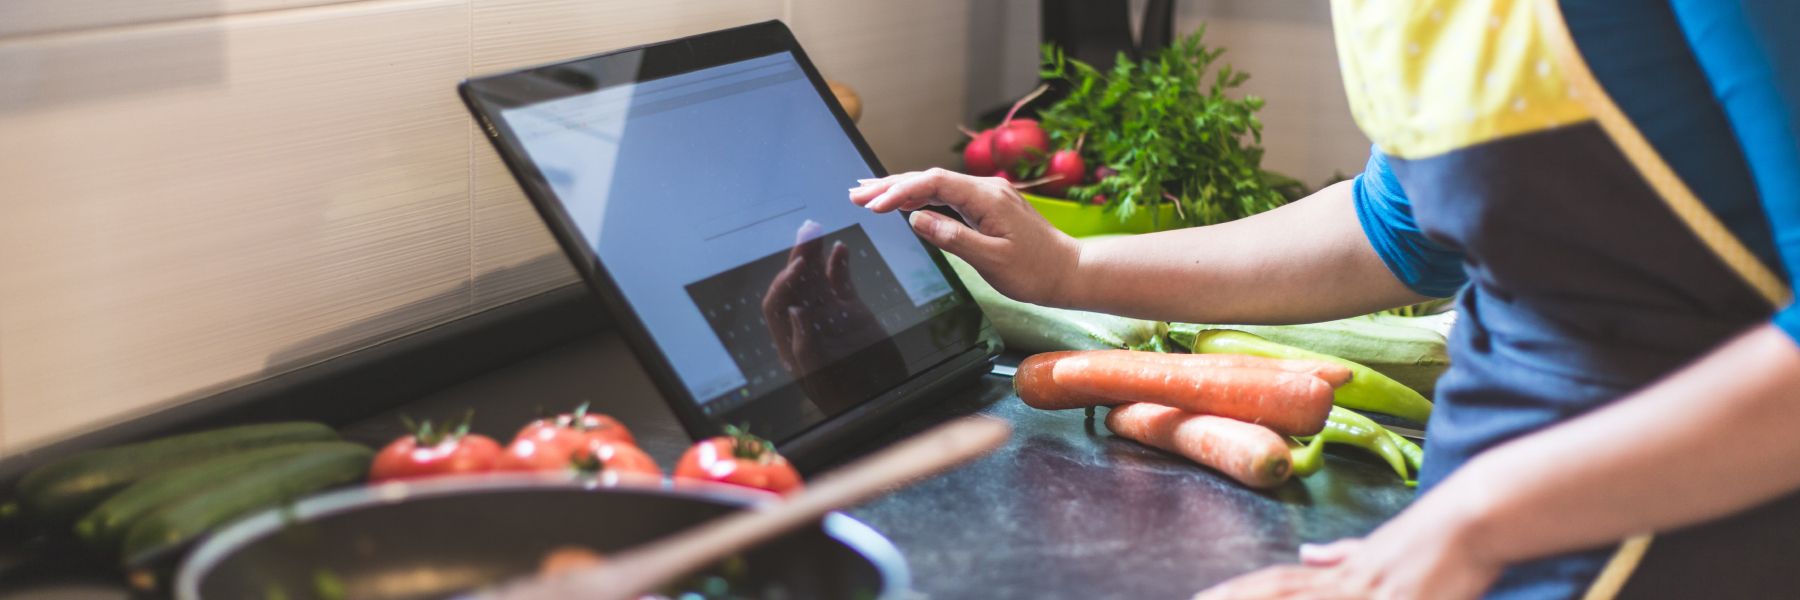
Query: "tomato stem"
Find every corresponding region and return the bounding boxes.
[569,449,604,475]
[397,413,462,446]
[722,424,775,462]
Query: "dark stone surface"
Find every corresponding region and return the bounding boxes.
[840,377,1415,599]
[1,330,1414,599]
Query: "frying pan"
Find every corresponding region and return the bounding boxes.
[174,474,907,600]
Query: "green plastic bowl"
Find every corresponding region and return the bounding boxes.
[1022,193,1184,237]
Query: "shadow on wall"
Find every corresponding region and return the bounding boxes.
[264,253,587,369]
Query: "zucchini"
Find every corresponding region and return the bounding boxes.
[74,442,350,551]
[121,441,372,564]
[947,254,1165,353]
[17,422,338,523]
[1169,312,1453,394]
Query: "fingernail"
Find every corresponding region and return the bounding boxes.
[856,178,879,184]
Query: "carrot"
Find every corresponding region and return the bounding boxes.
[1105,403,1292,489]
[1014,350,1345,413]
[1081,349,1351,388]
[1015,351,1123,410]
[1052,354,1333,436]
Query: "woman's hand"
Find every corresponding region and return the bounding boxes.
[849,168,1081,306]
[1195,482,1502,600]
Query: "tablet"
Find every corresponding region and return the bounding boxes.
[460,21,1000,459]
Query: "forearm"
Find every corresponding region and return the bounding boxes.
[1419,324,1800,564]
[1056,180,1428,324]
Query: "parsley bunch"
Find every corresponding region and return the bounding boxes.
[1036,27,1293,227]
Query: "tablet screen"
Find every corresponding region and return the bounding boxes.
[489,50,976,438]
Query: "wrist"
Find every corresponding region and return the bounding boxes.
[1042,232,1087,308]
[1423,457,1509,569]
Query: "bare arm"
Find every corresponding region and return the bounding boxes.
[1440,324,1800,562]
[849,169,1425,325]
[1067,179,1426,323]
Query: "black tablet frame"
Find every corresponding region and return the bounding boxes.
[458,20,1000,467]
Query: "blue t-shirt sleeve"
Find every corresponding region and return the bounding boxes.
[1352,149,1469,298]
[1671,1,1800,344]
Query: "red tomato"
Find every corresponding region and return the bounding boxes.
[497,435,662,477]
[674,428,802,494]
[495,435,577,472]
[369,418,502,482]
[573,441,663,477]
[497,404,642,473]
[511,404,636,452]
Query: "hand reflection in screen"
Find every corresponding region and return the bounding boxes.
[760,220,902,410]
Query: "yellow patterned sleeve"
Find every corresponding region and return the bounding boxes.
[1331,0,1593,159]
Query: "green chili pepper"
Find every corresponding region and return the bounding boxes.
[1385,428,1425,475]
[1291,407,1413,483]
[1175,329,1434,423]
[1288,437,1326,477]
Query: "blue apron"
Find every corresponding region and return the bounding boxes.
[1339,0,1800,597]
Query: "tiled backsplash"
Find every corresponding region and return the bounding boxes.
[0,0,1366,455]
[0,0,975,454]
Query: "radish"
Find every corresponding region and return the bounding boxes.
[1093,165,1117,181]
[963,128,997,175]
[989,85,1052,172]
[992,122,1049,172]
[1037,149,1086,198]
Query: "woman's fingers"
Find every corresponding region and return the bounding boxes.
[860,168,1011,220]
[851,167,1079,306]
[1300,538,1362,567]
[1192,565,1367,600]
[848,173,907,206]
[908,211,1006,263]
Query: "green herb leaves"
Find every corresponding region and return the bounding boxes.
[1038,26,1290,227]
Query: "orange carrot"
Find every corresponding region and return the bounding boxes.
[1014,350,1345,412]
[1105,403,1292,489]
[1082,349,1351,388]
[1052,353,1333,436]
[1015,351,1122,410]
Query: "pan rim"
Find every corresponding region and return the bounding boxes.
[173,473,910,599]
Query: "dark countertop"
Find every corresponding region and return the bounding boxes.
[4,327,1414,599]
[357,331,1417,599]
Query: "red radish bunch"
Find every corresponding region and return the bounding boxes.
[959,85,1094,200]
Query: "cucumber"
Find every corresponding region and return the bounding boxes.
[946,254,1165,353]
[74,442,350,551]
[17,422,338,524]
[121,441,372,564]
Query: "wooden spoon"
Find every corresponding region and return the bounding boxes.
[476,415,1012,600]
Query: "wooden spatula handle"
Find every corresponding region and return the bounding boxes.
[487,415,1011,600]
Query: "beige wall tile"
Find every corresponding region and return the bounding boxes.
[0,0,358,40]
[467,0,783,312]
[788,0,971,173]
[0,0,474,452]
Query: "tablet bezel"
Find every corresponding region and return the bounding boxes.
[458,20,999,455]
